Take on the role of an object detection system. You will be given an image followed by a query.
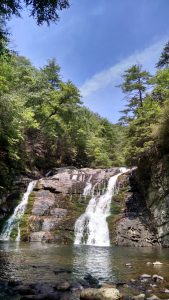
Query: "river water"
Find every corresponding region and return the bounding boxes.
[1,242,169,285]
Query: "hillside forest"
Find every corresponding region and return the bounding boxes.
[0,36,169,195]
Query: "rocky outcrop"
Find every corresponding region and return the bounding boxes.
[20,167,120,243]
[108,170,159,247]
[0,176,33,232]
[136,153,169,247]
[80,287,122,300]
[3,164,168,247]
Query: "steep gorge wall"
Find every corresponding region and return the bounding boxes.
[108,170,158,247]
[1,164,169,247]
[136,153,169,247]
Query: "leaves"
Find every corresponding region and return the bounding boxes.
[0,51,126,190]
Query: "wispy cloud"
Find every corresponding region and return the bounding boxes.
[80,38,167,98]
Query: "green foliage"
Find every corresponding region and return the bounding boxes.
[151,68,169,103]
[125,97,161,164]
[0,17,10,57]
[118,42,169,165]
[152,99,169,152]
[156,41,169,69]
[119,64,151,125]
[0,51,126,192]
[0,0,70,25]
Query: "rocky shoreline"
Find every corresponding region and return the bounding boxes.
[1,263,169,300]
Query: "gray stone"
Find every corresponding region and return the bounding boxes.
[140,274,152,279]
[146,295,160,300]
[30,231,54,242]
[125,263,132,267]
[152,261,163,266]
[32,191,55,216]
[14,285,36,295]
[55,280,70,291]
[132,294,145,300]
[152,274,164,282]
[80,287,122,300]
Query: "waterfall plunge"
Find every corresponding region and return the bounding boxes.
[0,180,36,241]
[74,168,127,247]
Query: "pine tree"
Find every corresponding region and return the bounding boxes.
[118,64,151,124]
[156,41,169,69]
[42,59,61,89]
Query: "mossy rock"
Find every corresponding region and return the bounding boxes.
[107,182,130,244]
[19,191,36,241]
[53,228,75,244]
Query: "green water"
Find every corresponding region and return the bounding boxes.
[0,242,169,284]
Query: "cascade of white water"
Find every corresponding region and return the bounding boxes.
[83,175,92,196]
[74,168,128,246]
[0,180,36,241]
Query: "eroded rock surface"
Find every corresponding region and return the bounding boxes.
[108,170,159,247]
[80,287,122,300]
[8,166,166,247]
[136,154,169,247]
[20,167,120,243]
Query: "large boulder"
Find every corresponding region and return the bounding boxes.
[80,287,122,300]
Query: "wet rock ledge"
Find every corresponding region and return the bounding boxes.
[3,166,161,246]
[19,167,120,243]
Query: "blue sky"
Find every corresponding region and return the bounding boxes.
[9,0,169,122]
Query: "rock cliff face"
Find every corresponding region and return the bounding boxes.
[20,167,120,243]
[108,170,159,247]
[0,176,31,232]
[2,164,168,247]
[136,153,169,247]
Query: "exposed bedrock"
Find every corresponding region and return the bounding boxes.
[20,167,121,243]
[108,170,159,247]
[135,154,169,247]
[2,163,169,247]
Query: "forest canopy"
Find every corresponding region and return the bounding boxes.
[118,40,169,165]
[0,0,70,24]
[1,26,169,195]
[0,51,126,193]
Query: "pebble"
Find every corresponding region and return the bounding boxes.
[146,295,160,300]
[55,280,70,291]
[152,274,164,282]
[140,274,152,279]
[132,293,145,300]
[163,289,169,293]
[125,263,132,267]
[153,261,163,266]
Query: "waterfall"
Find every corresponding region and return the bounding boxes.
[74,168,128,246]
[83,175,92,196]
[0,180,36,241]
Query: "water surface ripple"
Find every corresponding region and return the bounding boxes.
[0,242,169,285]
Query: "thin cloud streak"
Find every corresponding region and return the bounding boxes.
[80,38,167,98]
